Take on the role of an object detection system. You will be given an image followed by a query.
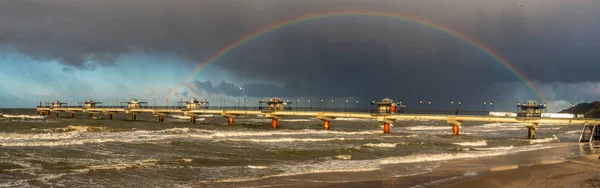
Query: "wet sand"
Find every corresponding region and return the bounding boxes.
[443,154,600,188]
[287,143,600,188]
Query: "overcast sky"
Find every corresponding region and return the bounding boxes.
[1,0,599,111]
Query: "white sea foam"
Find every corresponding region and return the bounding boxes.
[453,140,487,146]
[218,137,351,143]
[363,143,397,148]
[402,126,448,131]
[334,155,352,160]
[0,128,382,147]
[279,119,315,122]
[247,165,268,169]
[476,123,524,128]
[529,135,559,144]
[334,118,375,121]
[1,114,46,119]
[476,146,514,151]
[203,144,562,184]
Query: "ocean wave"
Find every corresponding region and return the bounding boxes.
[453,140,487,146]
[247,165,268,169]
[363,143,397,148]
[1,114,46,119]
[171,115,206,121]
[218,137,356,143]
[200,143,566,184]
[475,146,514,151]
[334,155,352,160]
[475,123,524,128]
[529,135,559,144]
[0,127,381,147]
[334,118,375,121]
[402,126,448,131]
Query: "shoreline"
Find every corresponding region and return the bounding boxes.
[282,143,599,188]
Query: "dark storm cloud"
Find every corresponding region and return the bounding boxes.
[2,0,600,108]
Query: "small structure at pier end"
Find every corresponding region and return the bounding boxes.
[371,98,405,114]
[178,98,209,110]
[517,100,546,139]
[121,99,148,120]
[52,101,67,108]
[260,97,291,111]
[80,99,102,108]
[517,100,545,118]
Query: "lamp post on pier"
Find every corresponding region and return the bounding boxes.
[344,99,348,112]
[356,100,360,112]
[490,101,494,111]
[237,99,240,109]
[483,101,486,114]
[331,99,335,111]
[244,98,247,109]
[308,99,312,110]
[428,100,432,112]
[320,98,323,110]
[296,98,299,110]
[450,100,454,111]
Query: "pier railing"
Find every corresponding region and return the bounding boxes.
[36,105,489,115]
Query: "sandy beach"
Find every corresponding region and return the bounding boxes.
[296,143,600,188]
[443,154,600,188]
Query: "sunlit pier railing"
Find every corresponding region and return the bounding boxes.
[36,105,488,115]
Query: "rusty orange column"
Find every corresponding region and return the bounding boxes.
[88,113,92,119]
[271,119,278,129]
[452,125,459,135]
[56,112,59,117]
[323,120,330,130]
[70,113,75,118]
[132,114,136,121]
[228,117,234,125]
[383,123,391,133]
[159,115,164,122]
[191,116,196,123]
[108,114,113,120]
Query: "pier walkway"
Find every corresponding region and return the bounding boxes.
[35,104,600,140]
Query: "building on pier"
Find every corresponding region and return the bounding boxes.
[121,99,148,109]
[517,100,546,117]
[79,99,102,108]
[259,97,291,111]
[52,101,67,108]
[178,98,209,109]
[371,98,405,114]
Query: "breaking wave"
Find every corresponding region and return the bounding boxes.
[529,135,559,144]
[1,114,46,119]
[363,143,398,148]
[453,140,487,146]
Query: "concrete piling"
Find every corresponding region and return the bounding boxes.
[323,120,330,130]
[452,125,460,135]
[383,123,391,133]
[228,117,234,125]
[108,114,113,120]
[272,119,278,129]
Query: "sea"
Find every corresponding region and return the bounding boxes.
[0,108,594,187]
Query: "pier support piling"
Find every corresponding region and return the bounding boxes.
[452,125,460,136]
[56,112,59,117]
[88,113,92,119]
[108,114,113,120]
[526,123,538,139]
[272,119,278,129]
[70,113,75,118]
[323,120,330,130]
[383,123,391,133]
[191,116,196,124]
[131,114,136,121]
[528,127,536,139]
[159,115,164,122]
[228,117,234,125]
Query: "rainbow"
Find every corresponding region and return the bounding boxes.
[169,10,547,101]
